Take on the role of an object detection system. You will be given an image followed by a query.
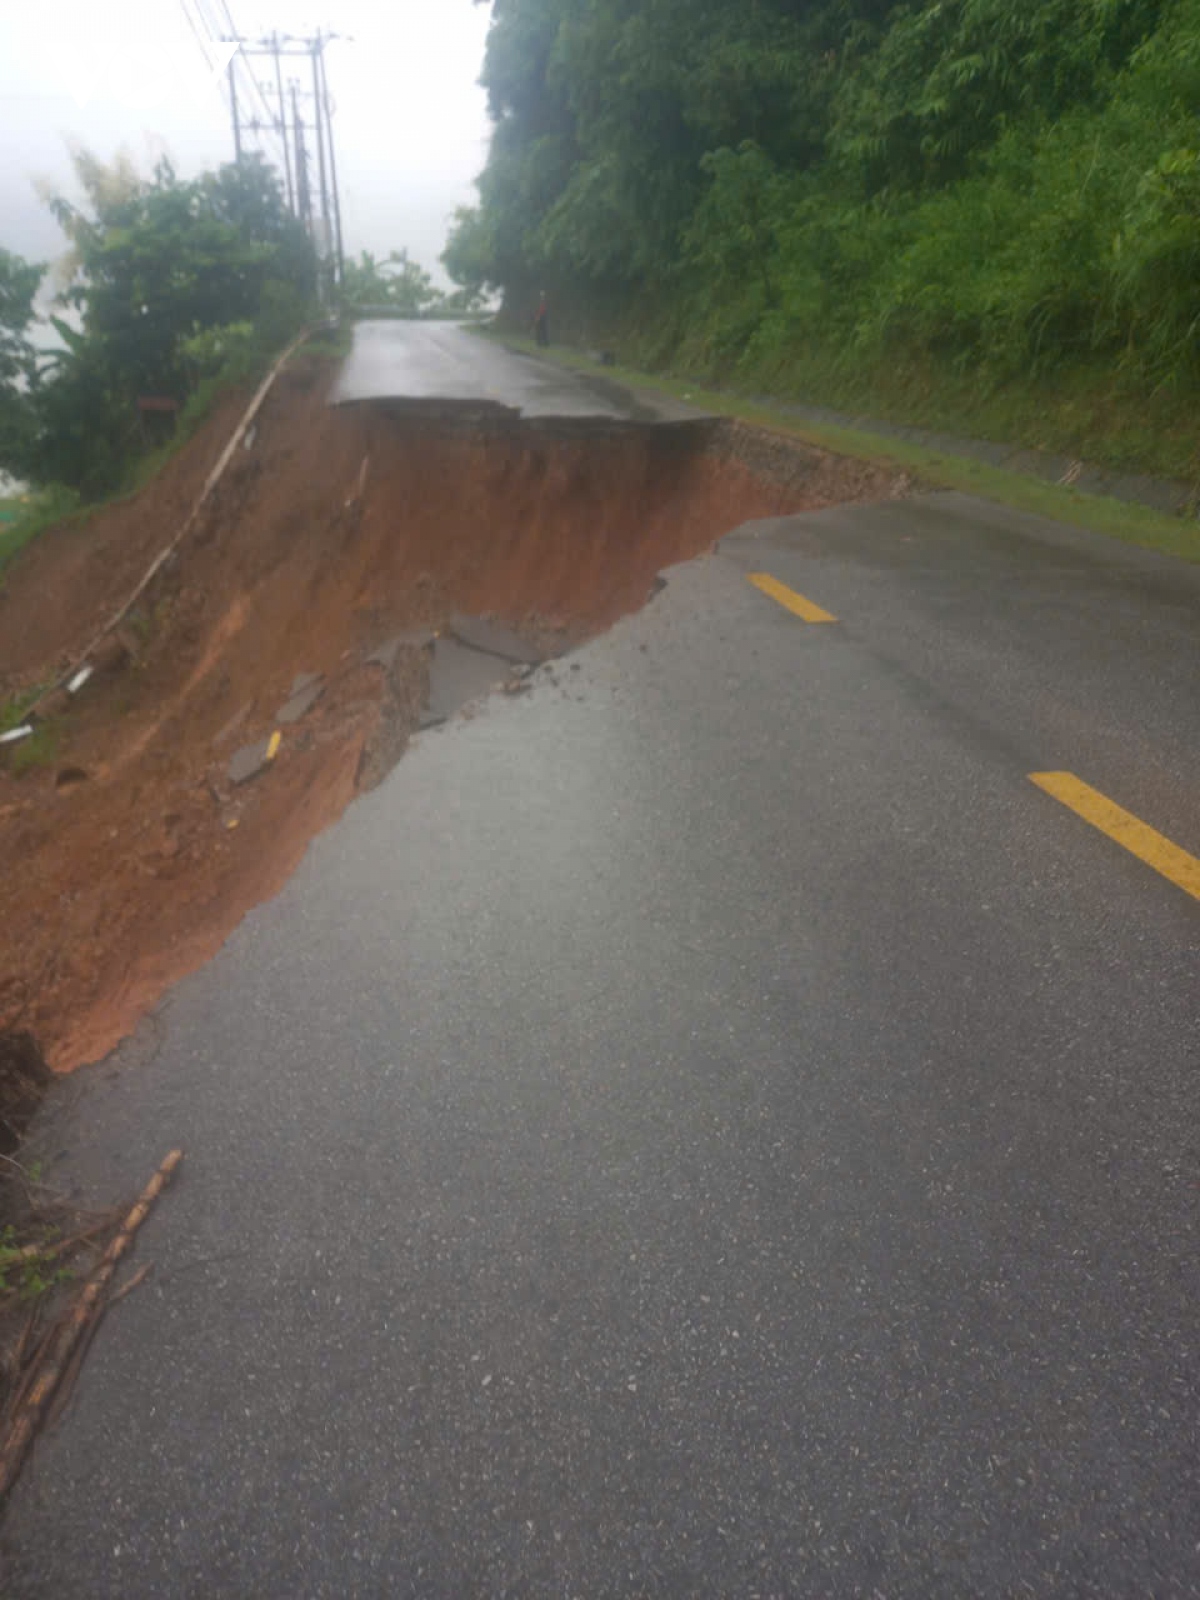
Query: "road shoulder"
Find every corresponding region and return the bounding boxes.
[476,329,1200,567]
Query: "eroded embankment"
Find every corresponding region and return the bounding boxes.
[0,355,906,1077]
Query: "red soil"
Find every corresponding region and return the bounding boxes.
[0,355,906,1073]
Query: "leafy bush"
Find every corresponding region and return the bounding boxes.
[180,321,258,382]
[0,149,318,496]
[341,250,445,317]
[0,248,42,484]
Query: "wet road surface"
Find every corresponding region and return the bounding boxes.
[333,321,707,424]
[3,490,1199,1596]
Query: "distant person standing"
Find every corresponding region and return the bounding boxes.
[533,291,550,347]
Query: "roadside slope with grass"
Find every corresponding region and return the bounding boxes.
[484,331,1200,566]
[445,0,1200,497]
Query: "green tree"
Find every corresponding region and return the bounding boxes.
[0,248,42,482]
[7,146,317,494]
[448,0,1200,408]
[342,249,446,316]
[45,150,312,399]
[442,207,495,296]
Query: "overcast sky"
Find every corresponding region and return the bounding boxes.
[0,0,493,284]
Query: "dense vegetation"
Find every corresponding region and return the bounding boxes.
[446,0,1200,472]
[0,150,316,498]
[341,249,483,317]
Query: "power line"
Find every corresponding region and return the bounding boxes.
[177,0,217,75]
[179,0,241,143]
[189,1,245,119]
[200,0,265,120]
[181,0,290,175]
[217,1,290,173]
[179,0,247,159]
[215,28,349,301]
[178,6,348,300]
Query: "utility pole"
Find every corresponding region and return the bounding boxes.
[219,28,347,287]
[310,32,333,293]
[229,55,243,163]
[271,33,295,213]
[317,39,345,287]
[291,80,312,234]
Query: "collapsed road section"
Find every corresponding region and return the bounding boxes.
[0,334,908,1082]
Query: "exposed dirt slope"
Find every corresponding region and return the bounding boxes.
[0,353,906,1073]
[0,389,253,683]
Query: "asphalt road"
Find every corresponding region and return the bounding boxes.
[332,320,706,424]
[3,481,1199,1594]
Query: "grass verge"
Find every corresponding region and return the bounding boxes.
[4,724,60,776]
[303,322,355,362]
[0,489,80,577]
[483,331,1200,565]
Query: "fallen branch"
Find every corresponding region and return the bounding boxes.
[4,1218,114,1268]
[43,1263,154,1429]
[9,1307,37,1376]
[107,1262,153,1308]
[0,1149,183,1500]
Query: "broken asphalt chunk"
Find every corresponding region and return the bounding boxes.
[277,678,324,725]
[425,636,507,722]
[365,631,435,672]
[228,736,276,786]
[446,613,544,665]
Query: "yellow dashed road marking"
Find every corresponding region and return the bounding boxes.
[1030,772,1200,903]
[748,572,838,625]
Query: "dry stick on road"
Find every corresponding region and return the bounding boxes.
[46,1262,154,1429]
[0,1148,183,1500]
[107,1262,154,1309]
